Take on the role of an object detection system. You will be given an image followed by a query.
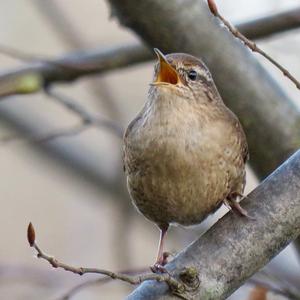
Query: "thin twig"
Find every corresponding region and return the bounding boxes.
[0,43,49,62]
[0,43,122,72]
[0,84,125,145]
[33,241,171,285]
[44,88,123,138]
[0,44,86,73]
[26,223,193,299]
[32,0,123,121]
[0,123,89,145]
[34,123,89,143]
[55,278,111,300]
[207,0,300,90]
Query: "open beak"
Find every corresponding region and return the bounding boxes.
[153,48,180,85]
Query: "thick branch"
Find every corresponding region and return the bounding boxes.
[126,150,300,299]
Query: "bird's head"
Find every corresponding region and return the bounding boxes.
[150,48,221,104]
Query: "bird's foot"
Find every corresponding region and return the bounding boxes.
[151,263,168,274]
[150,252,171,274]
[224,198,255,220]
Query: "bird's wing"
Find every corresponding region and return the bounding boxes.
[122,115,142,175]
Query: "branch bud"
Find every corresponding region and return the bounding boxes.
[207,0,218,16]
[27,222,35,247]
[16,73,43,94]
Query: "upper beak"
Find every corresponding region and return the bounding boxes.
[153,48,180,85]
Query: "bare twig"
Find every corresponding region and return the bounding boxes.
[55,278,111,300]
[207,0,300,90]
[0,88,123,145]
[27,223,199,300]
[34,123,89,143]
[0,43,152,98]
[0,123,89,145]
[32,0,123,119]
[44,88,123,138]
[0,44,48,62]
[0,44,100,72]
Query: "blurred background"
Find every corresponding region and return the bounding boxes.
[0,0,299,299]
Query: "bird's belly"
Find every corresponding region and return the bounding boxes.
[127,151,229,226]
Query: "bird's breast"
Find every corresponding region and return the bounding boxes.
[124,94,245,226]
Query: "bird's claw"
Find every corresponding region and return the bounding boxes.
[150,263,168,274]
[151,252,171,274]
[224,198,256,220]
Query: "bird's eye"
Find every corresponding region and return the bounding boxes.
[187,70,198,81]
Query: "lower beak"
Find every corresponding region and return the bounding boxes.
[153,48,180,85]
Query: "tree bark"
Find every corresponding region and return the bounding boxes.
[107,0,300,179]
[126,150,300,300]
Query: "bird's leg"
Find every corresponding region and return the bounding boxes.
[151,224,169,273]
[224,193,255,219]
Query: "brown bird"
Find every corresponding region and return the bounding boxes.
[123,49,249,272]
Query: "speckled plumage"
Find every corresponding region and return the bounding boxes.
[123,52,248,234]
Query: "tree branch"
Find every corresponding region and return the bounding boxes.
[0,100,128,201]
[0,88,123,144]
[0,43,153,97]
[208,0,300,89]
[27,223,200,300]
[44,88,123,138]
[126,150,300,299]
[32,0,123,120]
[0,122,89,145]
